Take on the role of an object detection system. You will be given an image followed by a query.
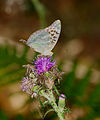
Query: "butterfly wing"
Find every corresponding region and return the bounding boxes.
[26,29,52,55]
[45,20,61,52]
[26,20,61,55]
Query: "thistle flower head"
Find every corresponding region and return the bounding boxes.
[21,76,37,98]
[21,56,63,97]
[33,56,55,74]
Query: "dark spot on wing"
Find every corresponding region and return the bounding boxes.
[53,36,57,39]
[51,30,54,32]
[51,33,54,36]
[48,31,50,34]
[53,30,56,33]
[50,37,56,43]
[56,31,59,34]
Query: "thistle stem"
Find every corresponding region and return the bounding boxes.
[40,89,65,120]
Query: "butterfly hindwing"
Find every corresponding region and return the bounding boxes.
[45,20,61,51]
[26,20,61,55]
[26,29,50,54]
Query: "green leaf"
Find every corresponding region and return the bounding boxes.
[44,109,54,118]
[53,85,60,96]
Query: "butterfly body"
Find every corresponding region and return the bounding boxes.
[26,20,61,55]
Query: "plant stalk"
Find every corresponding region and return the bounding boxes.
[40,89,65,120]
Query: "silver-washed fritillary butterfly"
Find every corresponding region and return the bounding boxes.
[21,20,61,55]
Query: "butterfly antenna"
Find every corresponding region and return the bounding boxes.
[20,39,27,44]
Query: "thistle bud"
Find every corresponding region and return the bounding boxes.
[58,94,66,109]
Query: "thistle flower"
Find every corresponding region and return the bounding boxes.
[33,56,55,74]
[21,75,37,98]
[21,56,63,95]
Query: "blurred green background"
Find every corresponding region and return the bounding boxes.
[0,0,100,120]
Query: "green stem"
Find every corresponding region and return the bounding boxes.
[48,90,65,120]
[40,89,65,120]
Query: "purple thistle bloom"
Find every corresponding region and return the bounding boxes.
[21,77,36,97]
[33,56,55,74]
[59,94,66,101]
[61,94,66,98]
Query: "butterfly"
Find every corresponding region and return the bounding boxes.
[21,20,61,56]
